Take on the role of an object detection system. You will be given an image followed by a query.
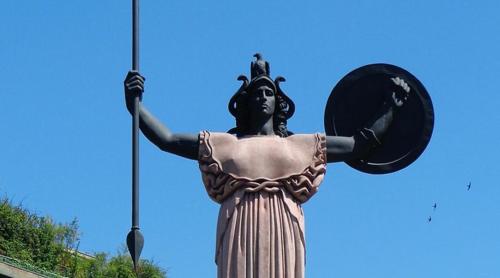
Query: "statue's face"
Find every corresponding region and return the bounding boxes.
[248,85,276,118]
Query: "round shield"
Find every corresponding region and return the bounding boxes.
[324,63,434,174]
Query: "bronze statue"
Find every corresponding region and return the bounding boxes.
[124,54,412,278]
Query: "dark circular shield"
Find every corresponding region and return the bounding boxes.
[324,63,434,174]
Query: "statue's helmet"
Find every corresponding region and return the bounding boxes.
[228,54,295,121]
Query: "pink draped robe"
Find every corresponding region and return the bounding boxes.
[198,131,327,278]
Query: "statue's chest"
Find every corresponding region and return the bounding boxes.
[216,137,307,180]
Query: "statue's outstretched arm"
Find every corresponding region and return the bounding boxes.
[124,71,199,160]
[326,77,410,163]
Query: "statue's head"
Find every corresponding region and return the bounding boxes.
[246,74,277,119]
[228,54,295,137]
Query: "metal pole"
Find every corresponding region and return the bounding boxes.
[132,0,139,71]
[131,0,140,234]
[127,0,144,273]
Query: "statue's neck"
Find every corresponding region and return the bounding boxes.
[247,115,274,136]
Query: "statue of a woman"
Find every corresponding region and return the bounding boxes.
[124,54,409,278]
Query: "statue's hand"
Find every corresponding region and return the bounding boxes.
[388,77,410,108]
[124,71,145,112]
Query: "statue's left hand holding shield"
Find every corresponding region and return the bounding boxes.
[124,71,200,160]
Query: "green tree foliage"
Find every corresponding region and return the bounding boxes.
[0,197,166,277]
[81,251,166,278]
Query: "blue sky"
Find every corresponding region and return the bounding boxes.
[2,1,500,277]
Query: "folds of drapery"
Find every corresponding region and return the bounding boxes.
[198,131,327,278]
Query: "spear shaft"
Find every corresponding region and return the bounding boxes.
[132,0,139,232]
[132,0,139,71]
[127,0,144,273]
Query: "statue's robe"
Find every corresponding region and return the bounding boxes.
[198,131,327,278]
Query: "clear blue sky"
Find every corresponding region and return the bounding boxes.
[2,1,500,277]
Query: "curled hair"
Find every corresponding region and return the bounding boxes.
[273,93,293,137]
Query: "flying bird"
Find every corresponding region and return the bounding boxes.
[428,216,432,223]
[467,182,471,191]
[432,203,437,211]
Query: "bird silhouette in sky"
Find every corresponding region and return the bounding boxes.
[467,182,471,191]
[428,216,432,223]
[432,203,437,211]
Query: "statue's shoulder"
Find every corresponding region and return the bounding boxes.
[286,133,327,156]
[286,133,325,142]
[199,131,238,146]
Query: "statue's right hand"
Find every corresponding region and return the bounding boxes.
[124,71,145,111]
